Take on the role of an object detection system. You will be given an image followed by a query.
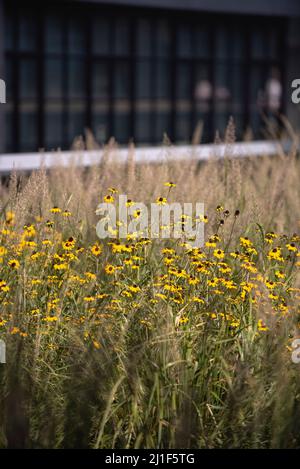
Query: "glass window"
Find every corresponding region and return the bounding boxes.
[92,62,109,98]
[136,19,152,57]
[194,26,211,58]
[156,20,171,57]
[114,113,130,143]
[5,13,14,51]
[114,61,130,99]
[5,58,13,101]
[92,108,109,142]
[176,113,190,142]
[45,103,64,148]
[68,104,86,142]
[136,61,152,99]
[155,61,171,99]
[19,13,37,51]
[215,26,229,60]
[20,109,38,151]
[45,58,63,98]
[5,110,14,153]
[68,59,86,98]
[251,30,266,59]
[177,25,192,58]
[19,59,38,99]
[114,18,130,56]
[230,29,245,61]
[155,112,171,142]
[92,17,110,55]
[45,14,64,53]
[176,63,191,99]
[68,18,87,55]
[135,112,151,143]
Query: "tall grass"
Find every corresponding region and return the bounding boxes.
[0,131,300,448]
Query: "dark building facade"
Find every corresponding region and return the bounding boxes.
[0,0,300,153]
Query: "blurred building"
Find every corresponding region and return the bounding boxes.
[0,0,300,153]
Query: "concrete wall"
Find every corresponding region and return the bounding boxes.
[75,0,300,17]
[0,0,5,153]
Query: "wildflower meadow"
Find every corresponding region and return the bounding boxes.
[0,133,300,448]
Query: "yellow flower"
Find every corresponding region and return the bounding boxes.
[286,243,297,252]
[43,316,58,322]
[105,264,116,275]
[206,235,220,248]
[213,249,225,260]
[84,296,95,302]
[8,259,20,269]
[128,285,140,293]
[50,206,61,213]
[240,237,252,248]
[42,239,53,246]
[5,211,15,225]
[0,246,8,257]
[108,187,118,194]
[268,247,283,261]
[179,316,189,324]
[265,232,277,244]
[193,297,205,304]
[85,272,97,280]
[164,182,176,187]
[103,195,114,203]
[188,276,199,285]
[265,279,276,289]
[62,210,72,217]
[62,237,76,250]
[257,319,268,332]
[156,197,167,205]
[53,263,68,270]
[91,243,102,256]
[198,214,208,223]
[0,280,9,292]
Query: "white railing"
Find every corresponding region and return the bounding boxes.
[0,140,289,174]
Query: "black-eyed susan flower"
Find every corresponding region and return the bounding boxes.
[0,280,9,292]
[257,319,268,332]
[50,206,61,213]
[240,237,252,248]
[156,197,167,206]
[8,259,20,269]
[62,237,76,250]
[103,194,114,203]
[286,243,297,252]
[53,263,68,270]
[5,211,15,225]
[105,264,116,275]
[268,247,283,261]
[213,249,225,260]
[91,243,102,256]
[164,182,176,188]
[62,210,72,217]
